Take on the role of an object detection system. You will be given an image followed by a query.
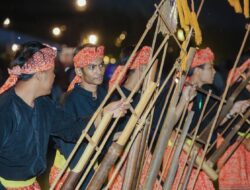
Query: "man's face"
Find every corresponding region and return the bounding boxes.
[199,63,216,84]
[81,57,105,85]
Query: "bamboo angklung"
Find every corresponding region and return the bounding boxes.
[104,67,176,190]
[122,59,159,190]
[86,81,157,190]
[143,47,196,190]
[189,24,250,190]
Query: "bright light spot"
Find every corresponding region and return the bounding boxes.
[3,18,10,27]
[119,33,126,40]
[11,44,20,52]
[110,58,116,64]
[177,29,185,42]
[175,78,179,84]
[88,34,98,45]
[103,56,110,64]
[52,27,61,37]
[76,0,87,7]
[17,36,21,40]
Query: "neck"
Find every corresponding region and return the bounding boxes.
[80,80,98,97]
[14,81,38,107]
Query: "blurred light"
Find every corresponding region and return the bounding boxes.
[119,31,127,40]
[11,44,20,52]
[3,18,10,27]
[175,78,179,84]
[110,58,116,64]
[88,34,98,45]
[75,0,87,11]
[115,38,122,47]
[76,0,87,7]
[177,29,185,41]
[52,27,61,37]
[103,56,110,64]
[17,36,21,40]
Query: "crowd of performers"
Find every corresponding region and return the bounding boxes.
[0,41,249,190]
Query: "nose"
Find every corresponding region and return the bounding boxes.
[94,66,102,74]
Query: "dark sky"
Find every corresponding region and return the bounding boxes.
[0,0,249,63]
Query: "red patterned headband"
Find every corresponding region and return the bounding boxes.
[108,46,152,89]
[73,46,104,68]
[67,46,105,91]
[0,47,56,94]
[227,58,250,85]
[191,47,215,68]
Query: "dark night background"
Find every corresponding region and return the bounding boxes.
[0,0,249,60]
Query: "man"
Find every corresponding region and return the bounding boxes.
[50,44,128,189]
[0,41,125,190]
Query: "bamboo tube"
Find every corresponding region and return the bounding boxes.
[143,47,196,190]
[163,111,194,190]
[60,113,113,189]
[158,104,188,189]
[86,82,157,190]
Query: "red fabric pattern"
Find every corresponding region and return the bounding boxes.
[0,47,56,94]
[49,166,69,190]
[218,142,250,190]
[191,47,214,68]
[6,181,41,190]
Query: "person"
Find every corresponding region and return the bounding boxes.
[217,55,250,190]
[0,41,126,190]
[151,47,216,190]
[49,44,129,189]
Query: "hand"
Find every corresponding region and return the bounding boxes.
[104,99,130,118]
[229,100,250,116]
[182,85,197,102]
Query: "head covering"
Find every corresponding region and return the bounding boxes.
[108,46,151,89]
[67,46,105,91]
[191,47,215,68]
[0,47,56,94]
[227,58,250,85]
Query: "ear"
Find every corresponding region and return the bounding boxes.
[193,67,202,76]
[33,71,44,81]
[75,68,83,77]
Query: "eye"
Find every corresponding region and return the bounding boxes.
[88,65,95,70]
[98,63,104,69]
